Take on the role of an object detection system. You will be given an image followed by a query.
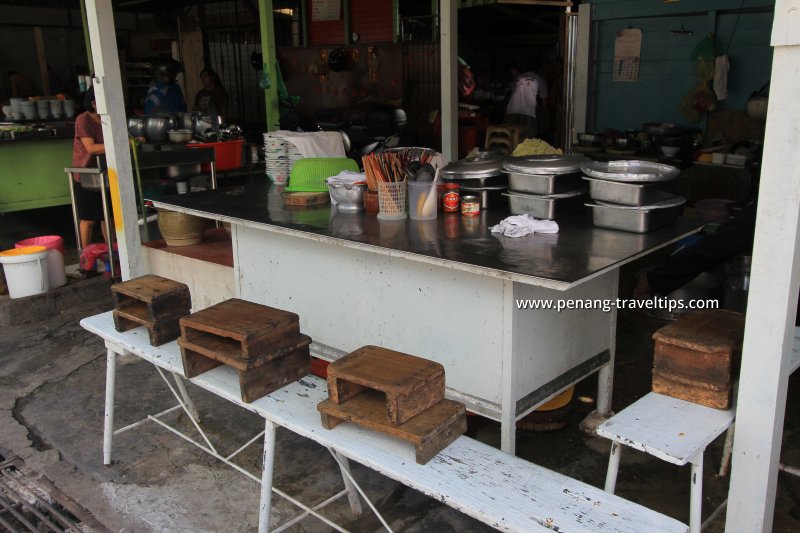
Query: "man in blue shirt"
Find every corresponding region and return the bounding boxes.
[144,58,187,114]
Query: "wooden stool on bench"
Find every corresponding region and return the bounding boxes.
[111,274,191,346]
[317,345,467,464]
[598,392,735,533]
[177,298,311,402]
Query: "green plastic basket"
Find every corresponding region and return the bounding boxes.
[285,158,360,192]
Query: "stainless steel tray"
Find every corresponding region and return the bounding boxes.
[585,199,685,233]
[584,177,676,206]
[503,154,590,175]
[581,160,679,183]
[508,171,582,195]
[504,190,587,220]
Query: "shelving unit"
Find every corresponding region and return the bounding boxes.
[125,61,153,110]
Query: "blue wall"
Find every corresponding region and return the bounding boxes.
[589,1,774,132]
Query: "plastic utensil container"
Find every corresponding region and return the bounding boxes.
[377,181,408,220]
[408,181,438,220]
[188,139,244,171]
[0,246,50,299]
[15,236,66,288]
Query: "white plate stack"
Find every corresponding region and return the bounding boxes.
[263,132,302,184]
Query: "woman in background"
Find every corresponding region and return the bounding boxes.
[193,68,229,116]
[72,88,108,249]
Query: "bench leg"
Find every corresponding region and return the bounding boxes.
[172,372,201,422]
[333,451,363,517]
[690,454,703,533]
[103,348,117,466]
[719,423,735,477]
[604,440,622,493]
[258,420,277,533]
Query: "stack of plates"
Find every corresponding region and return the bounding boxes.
[263,133,303,184]
[580,160,685,233]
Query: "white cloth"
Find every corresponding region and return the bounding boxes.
[713,55,730,101]
[273,130,346,158]
[490,214,559,238]
[506,73,540,118]
[530,72,548,99]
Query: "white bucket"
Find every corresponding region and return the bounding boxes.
[0,246,50,299]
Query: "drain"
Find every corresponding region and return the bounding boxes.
[0,450,106,532]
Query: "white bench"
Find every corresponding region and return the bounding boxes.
[597,326,800,533]
[82,311,688,533]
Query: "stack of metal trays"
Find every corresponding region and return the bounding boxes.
[501,154,591,219]
[441,151,509,209]
[581,160,685,233]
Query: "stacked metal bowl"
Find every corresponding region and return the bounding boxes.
[501,154,590,220]
[581,161,685,233]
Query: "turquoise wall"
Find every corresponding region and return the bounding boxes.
[588,1,774,132]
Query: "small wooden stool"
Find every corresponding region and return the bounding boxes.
[598,392,735,533]
[177,298,310,402]
[652,309,745,409]
[111,274,191,346]
[318,345,466,464]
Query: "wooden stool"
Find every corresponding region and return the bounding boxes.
[111,274,191,346]
[598,392,735,533]
[317,345,466,464]
[485,125,520,151]
[177,298,310,402]
[652,309,745,409]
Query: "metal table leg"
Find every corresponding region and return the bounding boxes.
[258,420,277,533]
[103,347,117,465]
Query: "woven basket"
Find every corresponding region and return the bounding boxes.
[157,209,205,246]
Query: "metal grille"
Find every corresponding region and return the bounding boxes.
[203,1,264,123]
[0,451,104,532]
[402,42,440,148]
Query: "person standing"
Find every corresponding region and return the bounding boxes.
[193,68,229,116]
[144,58,187,114]
[72,88,108,249]
[504,62,540,140]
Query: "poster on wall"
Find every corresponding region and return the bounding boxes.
[613,29,642,82]
[311,0,341,21]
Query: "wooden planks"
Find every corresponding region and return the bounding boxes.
[177,298,310,403]
[652,309,745,409]
[319,345,464,464]
[111,275,191,346]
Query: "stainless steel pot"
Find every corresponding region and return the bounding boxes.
[194,115,223,137]
[127,116,145,138]
[175,112,198,131]
[145,114,176,142]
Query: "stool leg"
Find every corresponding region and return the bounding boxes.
[719,423,735,477]
[334,451,364,517]
[258,420,277,533]
[102,348,117,465]
[172,372,201,422]
[690,454,703,533]
[604,440,623,493]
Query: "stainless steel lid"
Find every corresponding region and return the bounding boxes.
[440,151,506,178]
[503,154,590,175]
[592,196,686,210]
[580,160,679,182]
[503,188,586,200]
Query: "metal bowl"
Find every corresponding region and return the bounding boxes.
[328,181,366,211]
[577,132,604,146]
[127,116,145,138]
[167,129,193,143]
[144,114,176,142]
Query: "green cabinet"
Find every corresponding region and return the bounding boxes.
[0,138,73,213]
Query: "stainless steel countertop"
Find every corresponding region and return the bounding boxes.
[152,182,702,290]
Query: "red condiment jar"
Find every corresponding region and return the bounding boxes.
[442,183,461,213]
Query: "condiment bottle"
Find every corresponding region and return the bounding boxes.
[442,183,461,213]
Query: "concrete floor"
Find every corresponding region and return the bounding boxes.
[2,206,800,532]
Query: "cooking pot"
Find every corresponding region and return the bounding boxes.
[440,151,506,180]
[175,111,198,132]
[194,115,223,137]
[145,114,176,143]
[127,117,145,138]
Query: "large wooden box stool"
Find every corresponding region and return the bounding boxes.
[177,298,311,403]
[652,309,745,409]
[317,345,466,464]
[111,274,191,346]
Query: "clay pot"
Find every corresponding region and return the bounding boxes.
[157,209,205,246]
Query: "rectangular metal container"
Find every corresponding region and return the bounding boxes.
[508,171,583,195]
[586,202,683,233]
[504,191,587,220]
[584,177,674,207]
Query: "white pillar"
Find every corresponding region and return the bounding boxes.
[440,0,458,163]
[85,0,144,280]
[725,2,800,531]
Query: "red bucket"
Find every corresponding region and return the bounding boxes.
[16,235,64,255]
[188,139,244,172]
